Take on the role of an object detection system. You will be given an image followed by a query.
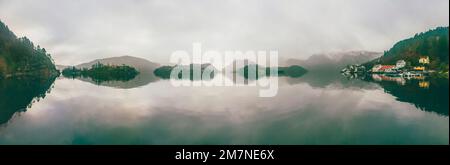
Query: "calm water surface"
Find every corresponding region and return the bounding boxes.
[0,72,448,144]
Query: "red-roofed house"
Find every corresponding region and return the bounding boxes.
[371,65,396,73]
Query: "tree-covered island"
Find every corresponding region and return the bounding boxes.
[62,62,139,83]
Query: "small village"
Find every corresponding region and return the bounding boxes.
[341,56,432,88]
[370,56,430,75]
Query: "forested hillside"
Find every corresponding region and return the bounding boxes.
[364,27,449,71]
[0,20,57,78]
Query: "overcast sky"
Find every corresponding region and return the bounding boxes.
[0,0,448,65]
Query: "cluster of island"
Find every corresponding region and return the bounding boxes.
[61,60,308,83]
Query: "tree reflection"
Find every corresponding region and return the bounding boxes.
[344,73,449,116]
[0,75,57,125]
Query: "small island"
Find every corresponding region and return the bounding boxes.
[154,63,217,80]
[240,64,308,79]
[62,62,139,83]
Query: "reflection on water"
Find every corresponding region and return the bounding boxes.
[153,64,217,81]
[0,75,56,125]
[64,71,159,89]
[0,72,448,144]
[369,74,449,116]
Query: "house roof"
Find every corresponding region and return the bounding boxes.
[379,65,395,70]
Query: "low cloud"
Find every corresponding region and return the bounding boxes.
[0,0,448,65]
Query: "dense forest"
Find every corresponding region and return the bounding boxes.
[0,20,57,78]
[62,63,139,83]
[364,27,449,72]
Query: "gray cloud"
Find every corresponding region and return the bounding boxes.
[0,0,448,65]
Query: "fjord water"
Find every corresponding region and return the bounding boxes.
[0,72,448,144]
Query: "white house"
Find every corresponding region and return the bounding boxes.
[371,64,382,72]
[419,56,430,64]
[395,60,406,69]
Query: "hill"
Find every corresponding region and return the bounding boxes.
[285,51,381,72]
[0,20,57,78]
[364,27,449,72]
[75,55,159,70]
[62,63,139,83]
[69,56,160,88]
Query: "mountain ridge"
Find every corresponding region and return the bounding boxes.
[285,51,381,71]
